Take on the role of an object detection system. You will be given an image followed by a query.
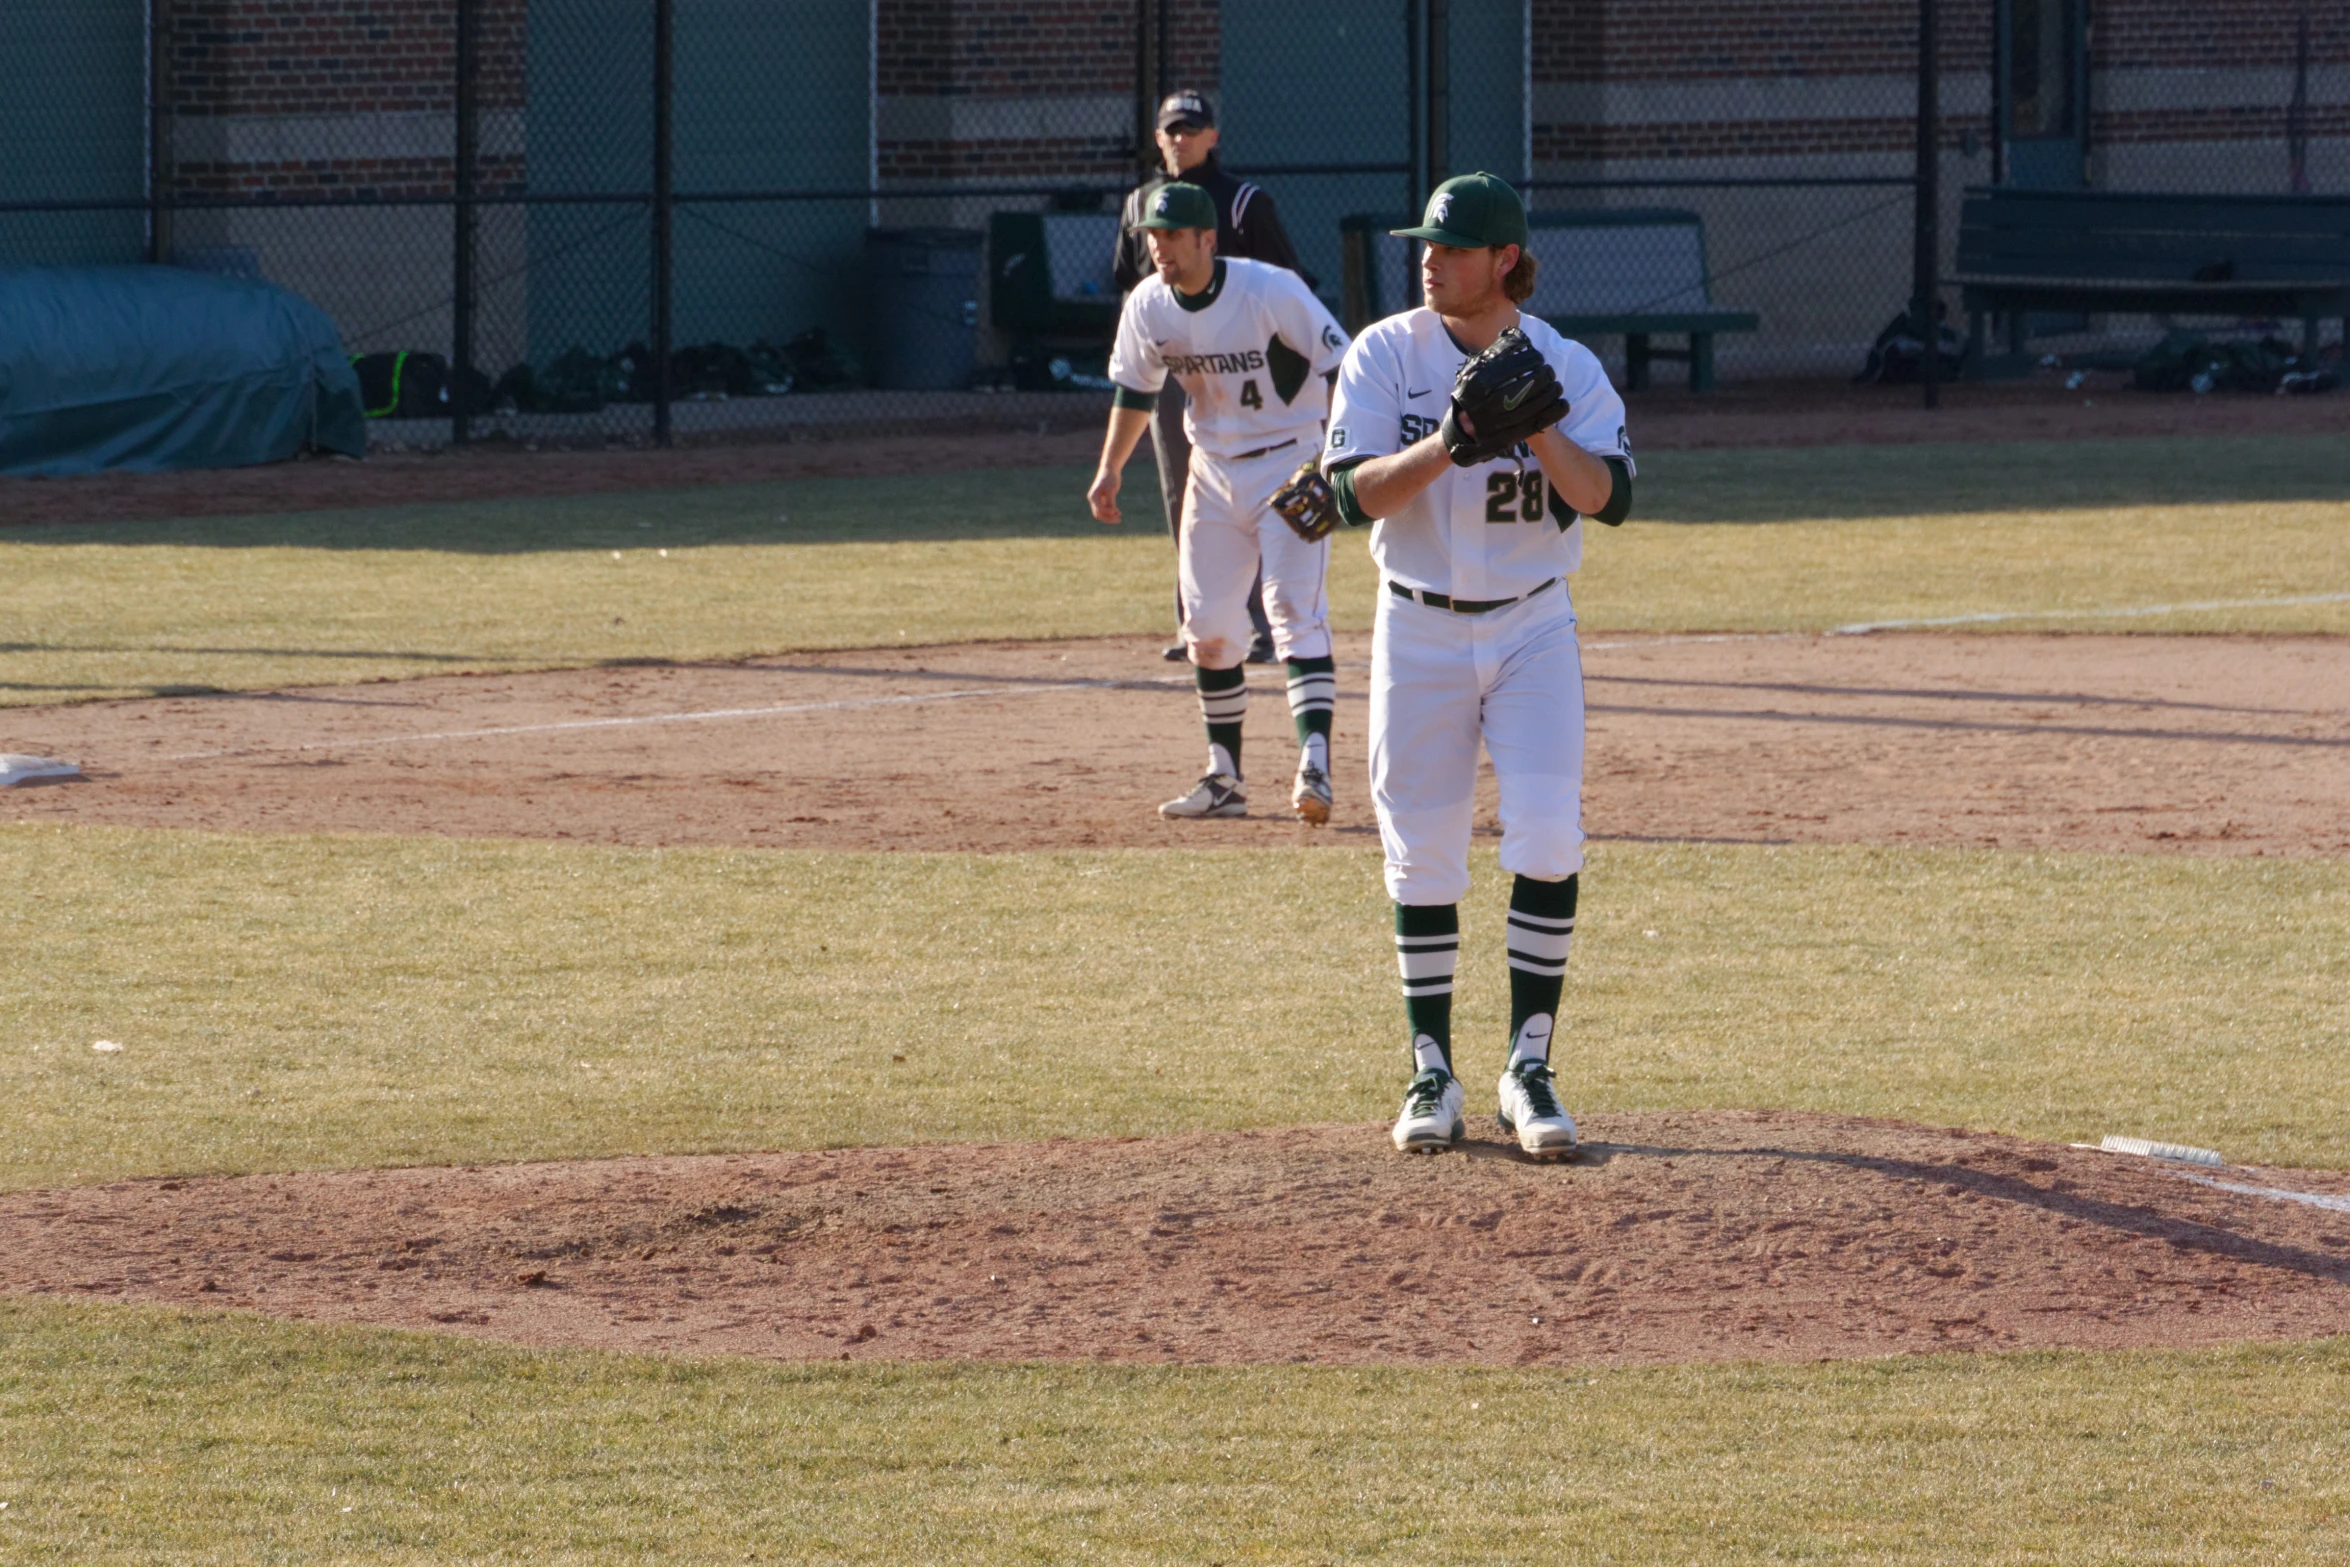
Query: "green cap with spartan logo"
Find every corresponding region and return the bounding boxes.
[1136,181,1218,232]
[1390,171,1529,250]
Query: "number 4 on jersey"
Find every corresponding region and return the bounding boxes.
[1484,470,1549,523]
[1239,379,1262,410]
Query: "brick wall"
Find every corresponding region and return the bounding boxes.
[1534,0,1991,84]
[167,0,526,199]
[876,135,1136,182]
[879,0,1132,96]
[2097,0,2350,71]
[875,0,1220,186]
[1531,0,2337,167]
[171,0,525,116]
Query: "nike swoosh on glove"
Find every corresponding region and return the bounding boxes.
[1438,325,1567,467]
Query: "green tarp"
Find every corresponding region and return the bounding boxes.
[0,265,367,477]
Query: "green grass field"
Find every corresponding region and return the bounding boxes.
[5,433,2348,1561]
[5,435,2346,704]
[4,1302,2346,1564]
[6,824,2345,1190]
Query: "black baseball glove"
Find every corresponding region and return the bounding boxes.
[1270,457,1343,543]
[1440,326,1566,466]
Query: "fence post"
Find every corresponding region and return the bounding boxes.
[1405,0,1423,214]
[1135,0,1157,163]
[1426,0,1449,187]
[651,0,674,448]
[2288,4,2312,194]
[1912,0,1940,410]
[147,0,173,265]
[452,0,479,446]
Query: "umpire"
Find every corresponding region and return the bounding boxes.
[1115,89,1309,663]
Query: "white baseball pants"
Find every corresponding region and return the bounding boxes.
[1179,442,1332,670]
[1369,581,1587,905]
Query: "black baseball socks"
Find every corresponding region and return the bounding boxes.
[1394,902,1459,1075]
[1196,662,1247,780]
[1505,873,1578,1065]
[1284,655,1336,773]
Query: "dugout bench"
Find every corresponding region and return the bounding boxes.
[1954,187,2350,378]
[1340,207,1760,392]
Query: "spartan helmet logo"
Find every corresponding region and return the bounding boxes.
[1154,191,1175,218]
[1431,193,1455,225]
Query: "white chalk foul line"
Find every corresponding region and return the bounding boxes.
[1830,590,2350,636]
[1584,592,2350,651]
[2167,1168,2350,1216]
[162,677,1185,763]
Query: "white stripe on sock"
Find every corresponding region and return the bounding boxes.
[1506,926,1574,964]
[1398,948,1460,983]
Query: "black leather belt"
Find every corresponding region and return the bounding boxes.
[1230,436,1299,461]
[1388,576,1558,614]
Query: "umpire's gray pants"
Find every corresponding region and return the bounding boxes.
[1151,381,1272,647]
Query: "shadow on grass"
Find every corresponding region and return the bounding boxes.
[0,466,1153,553]
[2,435,2344,552]
[1639,434,2350,524]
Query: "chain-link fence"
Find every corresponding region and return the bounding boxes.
[1,1,2340,454]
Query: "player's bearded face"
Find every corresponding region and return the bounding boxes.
[1420,242,1515,315]
[1146,226,1215,283]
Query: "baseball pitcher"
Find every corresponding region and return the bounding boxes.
[1282,172,1634,1158]
[1089,181,1352,824]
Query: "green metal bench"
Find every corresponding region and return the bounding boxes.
[1955,187,2350,377]
[1341,207,1759,392]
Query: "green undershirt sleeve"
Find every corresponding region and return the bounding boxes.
[1111,383,1158,412]
[1329,457,1374,528]
[1585,456,1633,528]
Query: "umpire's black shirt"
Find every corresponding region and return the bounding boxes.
[1113,155,1311,294]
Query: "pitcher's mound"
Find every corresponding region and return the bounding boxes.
[8,1110,2347,1368]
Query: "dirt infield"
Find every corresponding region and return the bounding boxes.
[6,631,2346,857]
[6,1111,2346,1368]
[6,626,2345,1371]
[7,376,2345,529]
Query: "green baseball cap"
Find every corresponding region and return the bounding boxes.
[1136,181,1217,232]
[1391,171,1528,250]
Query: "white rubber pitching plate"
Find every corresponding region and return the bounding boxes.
[0,754,80,788]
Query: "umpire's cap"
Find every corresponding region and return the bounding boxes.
[1156,90,1215,131]
[1136,181,1218,232]
[1392,172,1529,251]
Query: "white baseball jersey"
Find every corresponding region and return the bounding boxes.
[1321,310,1632,603]
[1109,258,1350,462]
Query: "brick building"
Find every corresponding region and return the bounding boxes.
[3,0,2338,382]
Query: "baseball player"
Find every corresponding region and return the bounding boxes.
[1088,181,1351,824]
[1279,172,1633,1158]
[1115,90,1309,666]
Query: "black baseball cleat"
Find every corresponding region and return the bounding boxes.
[1162,643,1189,663]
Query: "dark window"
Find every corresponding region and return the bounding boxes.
[2009,0,2078,139]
